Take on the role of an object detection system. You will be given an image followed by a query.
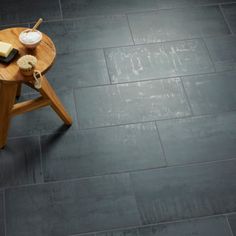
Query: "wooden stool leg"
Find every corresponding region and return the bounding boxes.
[16,83,22,99]
[0,82,18,149]
[38,76,72,125]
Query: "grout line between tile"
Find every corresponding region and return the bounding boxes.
[179,77,194,116]
[154,2,236,11]
[102,49,112,84]
[69,212,236,236]
[219,4,234,35]
[4,156,236,191]
[125,14,136,45]
[54,34,235,54]
[226,212,236,217]
[127,173,143,227]
[0,3,236,29]
[72,88,80,129]
[38,136,45,184]
[137,228,141,236]
[7,108,236,141]
[18,68,236,98]
[76,108,236,131]
[73,70,216,89]
[226,216,234,236]
[3,190,6,236]
[58,0,64,20]
[154,122,168,166]
[7,134,41,141]
[200,37,217,73]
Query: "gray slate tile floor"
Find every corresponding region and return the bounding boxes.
[1,0,236,235]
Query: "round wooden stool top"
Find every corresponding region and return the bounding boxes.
[0,27,56,83]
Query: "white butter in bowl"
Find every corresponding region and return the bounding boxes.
[19,30,42,49]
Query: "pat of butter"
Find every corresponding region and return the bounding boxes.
[0,42,13,58]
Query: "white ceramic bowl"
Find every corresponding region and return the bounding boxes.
[19,29,42,49]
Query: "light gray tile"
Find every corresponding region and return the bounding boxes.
[74,78,191,129]
[105,39,214,83]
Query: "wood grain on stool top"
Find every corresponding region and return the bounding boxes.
[0,27,56,83]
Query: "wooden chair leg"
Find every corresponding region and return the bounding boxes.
[16,83,22,99]
[0,82,18,149]
[38,76,72,125]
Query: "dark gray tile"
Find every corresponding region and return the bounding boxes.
[0,191,4,236]
[0,23,29,30]
[0,137,43,188]
[156,0,235,9]
[9,89,77,138]
[47,50,110,90]
[97,228,138,236]
[157,112,236,165]
[38,17,133,53]
[0,0,61,25]
[105,39,214,83]
[131,160,236,224]
[204,35,236,71]
[5,174,141,236]
[138,216,232,236]
[74,78,191,129]
[182,71,236,115]
[61,0,157,18]
[228,214,236,236]
[128,6,230,44]
[221,3,236,34]
[41,122,165,182]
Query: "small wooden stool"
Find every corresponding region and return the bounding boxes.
[0,28,72,149]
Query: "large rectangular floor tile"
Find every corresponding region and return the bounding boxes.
[47,50,110,90]
[130,160,236,224]
[128,6,230,44]
[5,174,141,236]
[61,0,157,18]
[0,0,61,25]
[0,191,4,236]
[105,39,214,83]
[41,123,165,181]
[74,78,191,129]
[9,89,77,138]
[156,0,236,9]
[228,213,236,236]
[204,35,236,71]
[221,4,236,34]
[157,112,236,165]
[138,216,232,236]
[38,17,133,53]
[0,137,43,189]
[182,71,236,115]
